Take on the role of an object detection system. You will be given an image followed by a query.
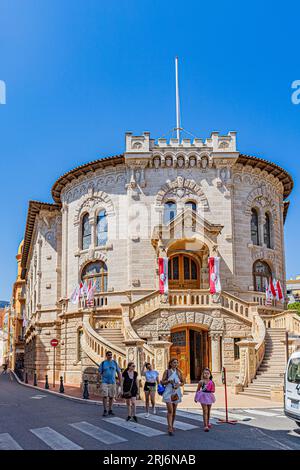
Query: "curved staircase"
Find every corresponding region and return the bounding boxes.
[95,327,126,349]
[239,328,286,399]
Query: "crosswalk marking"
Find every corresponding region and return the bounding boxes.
[0,433,23,450]
[288,430,300,439]
[70,421,127,444]
[30,427,82,450]
[210,410,254,421]
[136,413,197,431]
[244,409,277,417]
[168,409,220,425]
[103,417,165,437]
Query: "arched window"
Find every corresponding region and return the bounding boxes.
[184,201,197,230]
[253,260,271,292]
[251,209,259,245]
[96,210,108,246]
[82,213,91,250]
[164,201,177,224]
[82,261,108,292]
[264,213,272,249]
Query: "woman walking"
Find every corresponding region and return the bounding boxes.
[122,362,139,422]
[161,359,184,436]
[194,367,216,431]
[142,362,159,417]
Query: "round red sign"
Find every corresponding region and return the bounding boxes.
[50,339,59,347]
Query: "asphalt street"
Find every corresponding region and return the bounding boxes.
[0,373,299,450]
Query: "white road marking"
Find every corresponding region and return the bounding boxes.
[103,417,165,437]
[136,413,197,431]
[30,396,47,400]
[288,430,300,438]
[70,421,127,444]
[251,428,292,450]
[210,410,254,421]
[0,433,23,450]
[244,409,277,417]
[161,409,220,425]
[30,427,82,450]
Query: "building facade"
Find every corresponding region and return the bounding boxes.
[21,131,295,391]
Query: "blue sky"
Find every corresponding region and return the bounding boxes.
[0,0,299,300]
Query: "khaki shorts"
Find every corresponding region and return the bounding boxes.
[100,383,116,398]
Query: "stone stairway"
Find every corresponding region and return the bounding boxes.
[239,328,287,399]
[95,328,126,350]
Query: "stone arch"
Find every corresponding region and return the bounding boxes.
[74,191,115,225]
[155,176,209,211]
[79,252,108,273]
[244,186,278,221]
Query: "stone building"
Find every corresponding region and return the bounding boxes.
[21,130,300,397]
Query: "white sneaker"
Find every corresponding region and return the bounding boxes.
[145,412,149,418]
[153,407,157,415]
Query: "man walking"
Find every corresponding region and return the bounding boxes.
[98,351,122,417]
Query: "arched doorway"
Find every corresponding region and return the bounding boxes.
[169,325,211,383]
[168,254,200,289]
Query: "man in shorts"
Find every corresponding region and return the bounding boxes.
[98,351,122,417]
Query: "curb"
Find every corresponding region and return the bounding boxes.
[11,372,146,408]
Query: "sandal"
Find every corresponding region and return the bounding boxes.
[204,426,209,432]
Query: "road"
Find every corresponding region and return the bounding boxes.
[0,373,299,450]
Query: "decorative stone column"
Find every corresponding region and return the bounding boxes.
[147,340,172,378]
[124,339,145,400]
[236,339,257,389]
[209,331,222,374]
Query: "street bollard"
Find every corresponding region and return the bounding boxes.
[33,372,37,386]
[59,376,65,394]
[83,379,89,399]
[25,372,28,384]
[45,375,49,390]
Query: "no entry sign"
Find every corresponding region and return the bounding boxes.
[50,339,59,347]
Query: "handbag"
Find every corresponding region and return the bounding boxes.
[157,383,165,396]
[171,392,179,402]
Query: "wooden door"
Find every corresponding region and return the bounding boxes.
[170,329,188,380]
[168,255,199,289]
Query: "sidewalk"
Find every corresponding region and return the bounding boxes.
[28,379,282,409]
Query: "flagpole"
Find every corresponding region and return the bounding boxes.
[175,56,181,141]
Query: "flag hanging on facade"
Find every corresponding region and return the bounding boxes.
[270,278,277,298]
[276,279,284,301]
[208,256,221,294]
[158,257,169,294]
[78,282,84,299]
[70,285,80,304]
[87,280,97,307]
[265,279,273,305]
[82,280,89,298]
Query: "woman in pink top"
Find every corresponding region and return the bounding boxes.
[194,368,216,432]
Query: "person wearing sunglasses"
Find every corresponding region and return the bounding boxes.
[98,351,122,417]
[122,362,139,422]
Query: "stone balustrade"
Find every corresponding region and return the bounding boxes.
[81,314,126,367]
[262,310,300,335]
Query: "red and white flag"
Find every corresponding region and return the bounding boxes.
[87,280,97,307]
[275,279,284,301]
[265,279,273,305]
[270,278,277,298]
[158,257,169,294]
[78,282,84,299]
[208,256,221,294]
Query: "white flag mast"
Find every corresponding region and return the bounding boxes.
[175,56,182,141]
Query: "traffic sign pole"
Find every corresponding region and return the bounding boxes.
[218,367,237,425]
[50,339,59,388]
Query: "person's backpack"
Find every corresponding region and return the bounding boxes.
[98,360,118,375]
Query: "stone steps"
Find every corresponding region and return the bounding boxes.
[239,328,286,399]
[96,328,126,348]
